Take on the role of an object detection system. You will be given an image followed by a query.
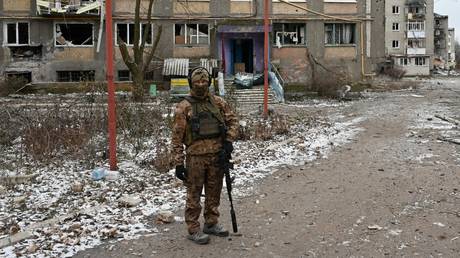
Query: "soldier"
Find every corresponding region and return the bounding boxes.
[171,67,239,244]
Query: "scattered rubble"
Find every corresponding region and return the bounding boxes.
[155,211,175,224]
[0,93,366,257]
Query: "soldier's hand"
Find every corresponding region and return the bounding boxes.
[175,165,187,181]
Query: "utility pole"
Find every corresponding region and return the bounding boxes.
[263,0,269,118]
[105,0,117,170]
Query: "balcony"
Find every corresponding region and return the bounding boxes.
[407,30,425,38]
[407,48,426,55]
[36,0,101,16]
[406,0,426,7]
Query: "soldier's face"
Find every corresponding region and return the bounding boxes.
[192,79,209,96]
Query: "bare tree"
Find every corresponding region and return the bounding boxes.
[118,0,162,101]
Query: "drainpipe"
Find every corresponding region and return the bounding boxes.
[263,0,269,118]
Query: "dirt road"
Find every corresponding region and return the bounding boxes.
[77,78,460,257]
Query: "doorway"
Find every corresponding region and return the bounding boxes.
[232,38,253,74]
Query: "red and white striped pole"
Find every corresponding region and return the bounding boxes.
[105,0,117,170]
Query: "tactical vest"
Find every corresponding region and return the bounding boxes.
[184,96,226,146]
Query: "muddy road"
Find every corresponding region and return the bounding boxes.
[77,78,460,257]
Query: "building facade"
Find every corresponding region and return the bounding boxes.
[433,13,449,69]
[447,28,456,69]
[384,0,434,76]
[1,0,384,87]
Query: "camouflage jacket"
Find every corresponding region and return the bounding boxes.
[171,95,239,166]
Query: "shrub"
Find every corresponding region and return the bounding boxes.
[0,76,28,97]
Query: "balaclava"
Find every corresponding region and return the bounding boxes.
[190,67,210,99]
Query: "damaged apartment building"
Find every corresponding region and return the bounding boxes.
[0,0,385,86]
[384,0,434,76]
[434,13,456,70]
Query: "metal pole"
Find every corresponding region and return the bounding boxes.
[105,0,117,170]
[263,0,269,118]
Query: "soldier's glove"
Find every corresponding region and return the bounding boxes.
[175,165,187,181]
[223,140,234,155]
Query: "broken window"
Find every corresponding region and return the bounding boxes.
[118,70,131,81]
[117,70,154,81]
[57,70,95,82]
[37,0,101,15]
[55,23,93,46]
[408,39,425,48]
[5,71,32,83]
[9,46,43,60]
[273,23,306,47]
[116,23,153,46]
[5,22,29,45]
[175,24,209,45]
[324,23,356,45]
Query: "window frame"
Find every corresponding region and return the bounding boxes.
[392,40,400,49]
[399,57,409,66]
[392,5,400,14]
[56,70,96,82]
[4,21,30,46]
[324,23,356,46]
[174,23,210,46]
[414,57,426,66]
[115,23,154,46]
[54,22,95,48]
[273,23,307,47]
[392,22,400,31]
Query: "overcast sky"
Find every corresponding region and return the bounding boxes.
[434,0,460,41]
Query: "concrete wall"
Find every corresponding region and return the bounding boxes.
[1,0,375,86]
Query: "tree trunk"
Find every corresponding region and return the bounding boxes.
[132,72,144,101]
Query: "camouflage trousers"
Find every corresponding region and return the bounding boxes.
[184,153,224,234]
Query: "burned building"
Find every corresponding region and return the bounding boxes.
[1,0,383,87]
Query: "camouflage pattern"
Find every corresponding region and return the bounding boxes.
[184,154,223,234]
[171,79,239,234]
[171,95,238,166]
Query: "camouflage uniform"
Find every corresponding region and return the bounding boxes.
[171,75,238,235]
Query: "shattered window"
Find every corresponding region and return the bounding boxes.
[175,24,209,45]
[116,23,153,46]
[274,23,306,47]
[324,23,356,45]
[57,71,95,82]
[5,22,29,45]
[118,70,131,81]
[55,23,93,46]
[117,70,154,81]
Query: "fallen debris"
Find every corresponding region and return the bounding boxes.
[118,195,142,207]
[437,137,460,145]
[367,225,383,230]
[434,115,460,126]
[0,174,38,186]
[155,211,175,224]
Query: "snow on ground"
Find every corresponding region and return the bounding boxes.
[0,96,366,257]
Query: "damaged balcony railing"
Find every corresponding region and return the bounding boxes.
[36,0,102,15]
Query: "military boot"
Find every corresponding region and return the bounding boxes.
[187,232,210,244]
[203,224,229,237]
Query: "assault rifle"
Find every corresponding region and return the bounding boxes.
[219,146,238,233]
